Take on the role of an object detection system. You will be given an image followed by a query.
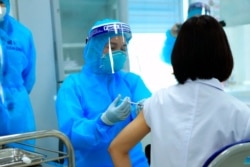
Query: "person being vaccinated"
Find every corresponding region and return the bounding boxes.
[0,0,36,143]
[56,18,151,167]
[109,15,250,167]
[161,2,210,64]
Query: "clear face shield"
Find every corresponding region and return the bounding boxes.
[187,2,226,27]
[87,22,132,74]
[188,2,211,18]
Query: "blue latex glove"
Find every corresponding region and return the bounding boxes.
[101,95,131,125]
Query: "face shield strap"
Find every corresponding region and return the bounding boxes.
[120,25,126,43]
[108,38,114,74]
[88,22,132,41]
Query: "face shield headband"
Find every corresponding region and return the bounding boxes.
[86,22,132,43]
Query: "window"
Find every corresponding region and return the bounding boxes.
[127,0,184,91]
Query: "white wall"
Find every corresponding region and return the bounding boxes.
[224,24,250,106]
[220,0,250,26]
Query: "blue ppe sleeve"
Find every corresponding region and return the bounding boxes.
[161,29,176,65]
[121,72,152,119]
[121,72,151,103]
[0,105,9,135]
[56,74,115,151]
[22,31,36,94]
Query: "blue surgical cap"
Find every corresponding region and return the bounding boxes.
[83,19,132,73]
[2,0,10,15]
[187,2,210,18]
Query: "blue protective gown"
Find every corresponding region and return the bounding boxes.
[0,0,36,138]
[56,19,151,167]
[161,5,203,65]
[161,29,176,65]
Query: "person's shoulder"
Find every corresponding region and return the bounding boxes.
[119,71,141,79]
[226,94,250,111]
[119,71,146,85]
[63,73,81,83]
[58,73,82,90]
[8,16,32,34]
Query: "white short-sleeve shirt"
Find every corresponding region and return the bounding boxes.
[143,78,250,167]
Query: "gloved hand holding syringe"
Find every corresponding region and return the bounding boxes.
[101,95,146,126]
[121,98,145,115]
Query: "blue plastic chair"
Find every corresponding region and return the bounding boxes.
[203,140,250,167]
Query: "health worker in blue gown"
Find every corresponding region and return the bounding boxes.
[0,0,36,141]
[56,19,151,167]
[161,2,211,65]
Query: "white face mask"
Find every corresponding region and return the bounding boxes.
[0,7,7,22]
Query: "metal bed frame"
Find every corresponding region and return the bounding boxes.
[0,130,75,167]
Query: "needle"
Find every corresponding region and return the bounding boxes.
[120,99,142,106]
